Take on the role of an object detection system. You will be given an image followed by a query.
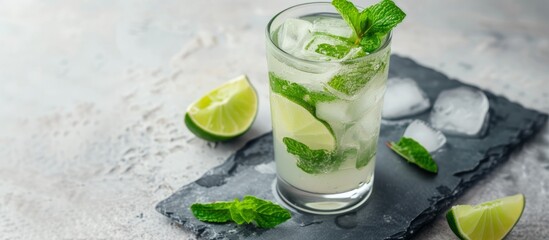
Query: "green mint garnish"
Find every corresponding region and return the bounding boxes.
[326,0,403,96]
[190,196,291,228]
[387,137,438,173]
[332,0,406,52]
[283,137,344,174]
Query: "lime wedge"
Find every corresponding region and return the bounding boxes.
[270,93,335,151]
[185,75,258,142]
[446,194,525,240]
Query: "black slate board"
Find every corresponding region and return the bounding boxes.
[156,55,547,239]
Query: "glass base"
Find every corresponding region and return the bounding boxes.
[275,176,374,215]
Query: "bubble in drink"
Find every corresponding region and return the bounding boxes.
[430,87,489,136]
[403,120,446,152]
[277,18,312,53]
[382,77,431,119]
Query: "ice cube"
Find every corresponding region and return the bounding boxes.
[316,77,385,126]
[277,18,312,53]
[339,46,366,61]
[316,100,353,124]
[346,72,387,118]
[311,17,353,38]
[339,123,360,149]
[357,111,382,168]
[403,120,446,152]
[430,87,489,136]
[336,110,381,169]
[358,102,383,136]
[335,104,382,155]
[382,77,430,119]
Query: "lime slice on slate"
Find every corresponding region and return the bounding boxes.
[185,75,258,142]
[270,92,335,151]
[446,194,525,240]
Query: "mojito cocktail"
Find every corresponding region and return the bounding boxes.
[266,1,404,214]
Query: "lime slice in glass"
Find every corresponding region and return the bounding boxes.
[270,93,335,151]
[446,194,525,240]
[185,75,258,142]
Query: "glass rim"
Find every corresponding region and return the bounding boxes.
[265,1,392,64]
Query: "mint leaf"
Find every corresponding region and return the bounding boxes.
[332,0,362,42]
[332,0,405,52]
[269,72,336,114]
[315,43,352,59]
[327,52,389,95]
[269,72,336,134]
[241,196,292,228]
[359,33,382,53]
[190,202,233,223]
[359,0,405,52]
[283,137,344,174]
[387,137,438,173]
[190,196,291,228]
[305,33,354,59]
[362,0,406,35]
[229,200,247,224]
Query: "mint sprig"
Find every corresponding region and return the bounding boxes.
[190,196,291,228]
[387,137,438,173]
[332,0,405,52]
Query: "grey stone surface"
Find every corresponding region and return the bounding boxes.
[0,0,548,239]
[155,55,547,239]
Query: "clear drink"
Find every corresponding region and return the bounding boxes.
[266,3,391,214]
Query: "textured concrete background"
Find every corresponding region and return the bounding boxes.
[0,0,548,239]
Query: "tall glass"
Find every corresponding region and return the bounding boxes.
[266,3,391,214]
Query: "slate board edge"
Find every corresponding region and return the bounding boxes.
[388,114,547,240]
[385,55,549,239]
[154,133,270,236]
[155,55,549,239]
